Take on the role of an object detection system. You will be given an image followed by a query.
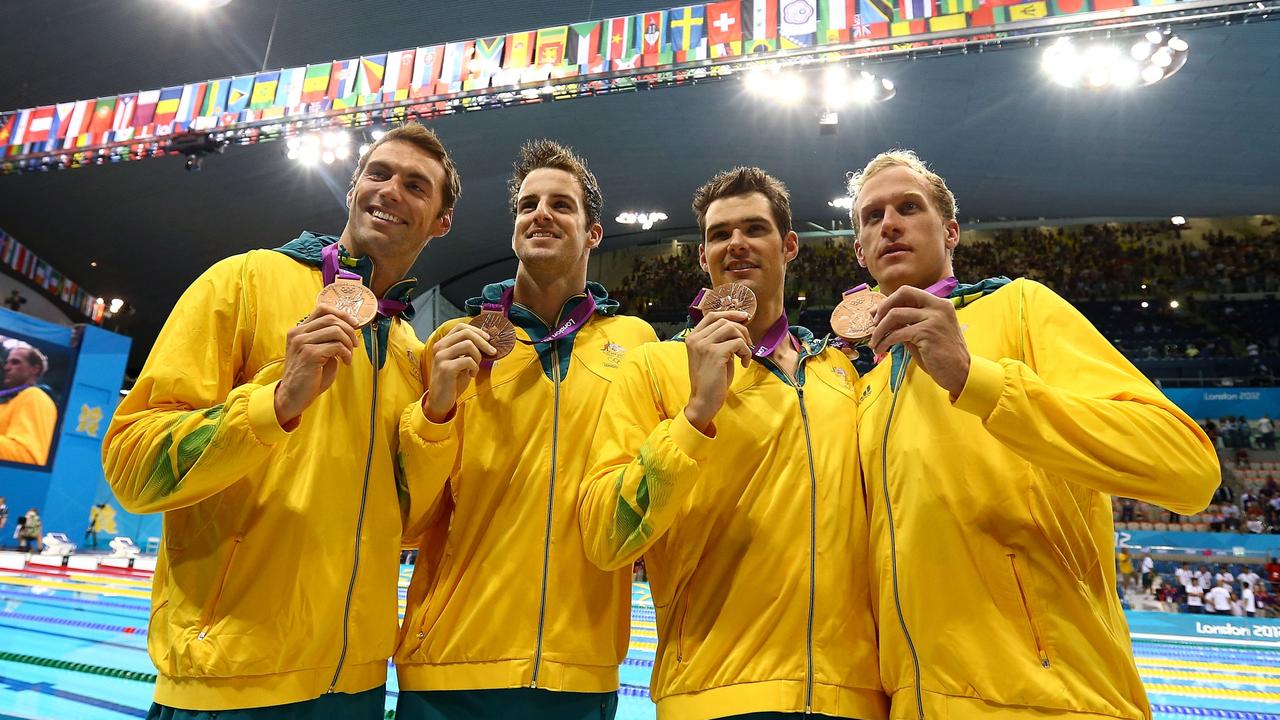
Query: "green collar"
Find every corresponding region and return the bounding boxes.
[273,231,417,320]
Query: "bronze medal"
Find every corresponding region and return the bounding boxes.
[316,278,378,328]
[831,288,885,342]
[470,311,517,360]
[698,282,757,319]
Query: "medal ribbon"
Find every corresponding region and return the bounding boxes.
[0,383,33,403]
[484,286,597,345]
[687,289,794,358]
[321,243,409,318]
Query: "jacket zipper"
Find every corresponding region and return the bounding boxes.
[676,578,693,662]
[1008,554,1051,668]
[329,318,380,692]
[880,354,926,719]
[763,351,817,715]
[530,328,563,687]
[197,536,241,640]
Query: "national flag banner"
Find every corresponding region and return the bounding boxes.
[0,113,16,146]
[601,16,639,65]
[34,262,47,287]
[938,0,979,12]
[535,26,569,67]
[133,90,159,129]
[60,100,93,148]
[382,51,415,100]
[1090,0,1135,9]
[504,31,535,70]
[1048,0,1090,13]
[88,96,118,135]
[49,102,76,141]
[858,0,895,23]
[301,63,331,104]
[1135,0,1173,5]
[328,59,359,106]
[356,55,386,103]
[274,66,306,109]
[411,45,444,97]
[894,0,936,20]
[667,7,707,62]
[928,11,968,30]
[637,11,671,66]
[224,75,254,114]
[818,0,856,43]
[21,252,36,279]
[24,106,56,143]
[1008,1,1048,20]
[744,0,780,53]
[111,93,138,141]
[174,84,202,128]
[706,1,744,56]
[890,17,927,33]
[199,77,230,115]
[569,22,603,70]
[154,86,182,125]
[468,35,506,89]
[780,0,819,48]
[436,41,474,94]
[251,71,281,110]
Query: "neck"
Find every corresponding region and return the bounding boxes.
[513,265,588,327]
[746,293,786,346]
[337,234,418,297]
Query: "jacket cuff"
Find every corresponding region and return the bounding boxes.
[409,395,456,443]
[248,382,294,445]
[952,354,1005,420]
[670,410,715,461]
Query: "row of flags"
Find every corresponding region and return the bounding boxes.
[0,229,99,320]
[2,0,1182,156]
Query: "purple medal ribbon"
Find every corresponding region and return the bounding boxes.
[0,383,33,402]
[480,285,598,349]
[321,243,409,319]
[687,290,794,358]
[925,276,959,299]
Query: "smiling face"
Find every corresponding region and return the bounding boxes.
[343,139,452,262]
[511,167,602,274]
[699,192,798,302]
[853,165,959,296]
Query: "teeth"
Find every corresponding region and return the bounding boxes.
[371,209,402,224]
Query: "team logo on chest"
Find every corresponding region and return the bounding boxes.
[602,341,626,368]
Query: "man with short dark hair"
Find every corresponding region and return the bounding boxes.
[0,345,57,465]
[104,122,459,719]
[581,167,886,719]
[393,139,655,720]
[846,149,1219,719]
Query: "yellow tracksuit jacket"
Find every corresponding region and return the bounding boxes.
[0,385,57,464]
[394,280,657,693]
[581,328,888,720]
[103,233,424,710]
[856,278,1219,720]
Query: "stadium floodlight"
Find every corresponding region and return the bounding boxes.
[1141,301,1150,308]
[1043,31,1189,89]
[1171,215,1187,225]
[286,130,351,166]
[829,196,853,210]
[168,0,232,9]
[747,63,894,107]
[616,212,669,230]
[1169,300,1180,309]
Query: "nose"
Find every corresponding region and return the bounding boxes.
[726,228,749,252]
[880,207,904,237]
[531,200,554,223]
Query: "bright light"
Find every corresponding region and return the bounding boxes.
[1169,300,1180,309]
[1141,65,1165,84]
[1130,41,1153,61]
[1171,216,1186,225]
[321,150,336,164]
[108,298,124,314]
[1151,48,1173,68]
[1112,61,1141,87]
[1141,301,1150,308]
[370,129,386,141]
[775,73,804,104]
[357,144,371,156]
[829,196,853,210]
[797,293,807,303]
[615,212,669,230]
[168,0,233,10]
[1044,32,1189,89]
[1145,29,1164,44]
[1141,283,1148,289]
[1168,37,1189,52]
[334,145,350,161]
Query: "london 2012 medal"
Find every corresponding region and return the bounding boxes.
[831,287,885,342]
[317,278,378,328]
[469,311,517,360]
[697,282,757,319]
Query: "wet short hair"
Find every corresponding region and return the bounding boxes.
[349,123,461,213]
[691,167,792,241]
[846,149,957,238]
[508,139,604,226]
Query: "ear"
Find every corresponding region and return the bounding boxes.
[854,239,867,268]
[433,210,454,239]
[782,230,799,264]
[698,242,709,275]
[943,218,960,253]
[586,222,603,251]
[345,186,355,210]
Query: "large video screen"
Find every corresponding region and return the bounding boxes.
[0,330,75,469]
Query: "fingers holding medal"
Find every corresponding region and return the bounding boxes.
[468,311,517,360]
[831,286,886,344]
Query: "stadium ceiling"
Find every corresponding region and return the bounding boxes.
[1,0,1277,371]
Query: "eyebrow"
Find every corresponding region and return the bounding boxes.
[706,215,771,236]
[366,160,434,186]
[859,190,928,219]
[517,192,578,206]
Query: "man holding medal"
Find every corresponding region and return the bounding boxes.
[580,167,886,720]
[845,149,1219,719]
[103,123,459,719]
[392,139,656,720]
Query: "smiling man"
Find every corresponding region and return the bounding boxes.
[846,149,1219,719]
[104,123,459,720]
[580,167,886,720]
[0,345,57,465]
[392,139,655,720]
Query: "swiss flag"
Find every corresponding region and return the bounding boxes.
[24,106,56,143]
[707,0,743,50]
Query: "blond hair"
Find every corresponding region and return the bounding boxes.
[845,149,957,237]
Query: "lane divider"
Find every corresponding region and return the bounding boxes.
[0,650,156,684]
[0,608,145,635]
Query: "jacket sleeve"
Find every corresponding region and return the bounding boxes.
[952,279,1219,514]
[102,254,295,514]
[579,346,715,571]
[0,388,57,464]
[397,320,459,546]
